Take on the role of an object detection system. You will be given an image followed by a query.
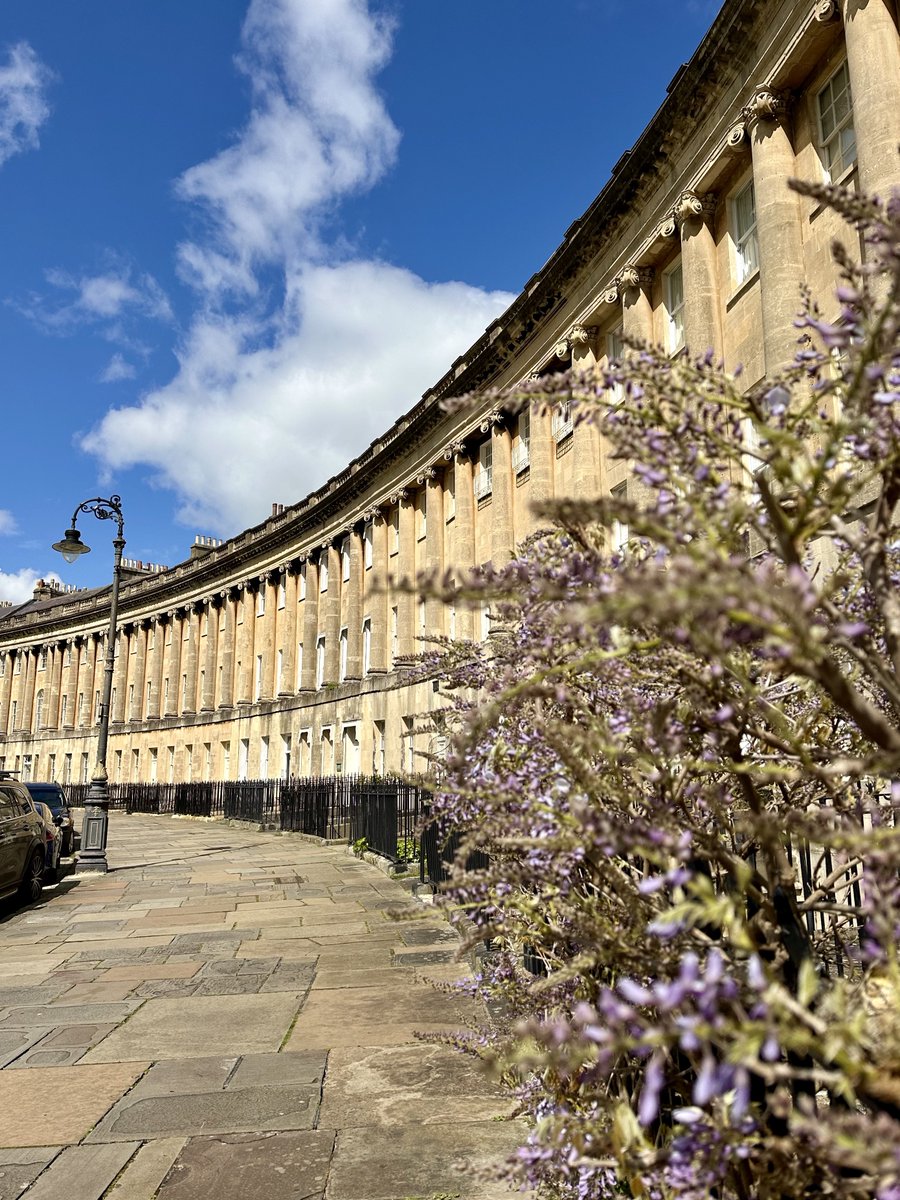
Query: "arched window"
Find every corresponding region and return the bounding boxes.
[34,689,44,730]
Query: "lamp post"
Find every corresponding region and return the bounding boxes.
[52,495,125,874]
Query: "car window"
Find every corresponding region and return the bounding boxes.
[0,787,25,816]
[27,786,64,807]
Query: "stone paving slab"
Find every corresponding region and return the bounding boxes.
[81,993,302,1062]
[106,1137,187,1200]
[7,1023,117,1068]
[22,1142,139,1200]
[0,1063,149,1145]
[0,1147,61,1200]
[155,1130,335,1199]
[325,1123,523,1200]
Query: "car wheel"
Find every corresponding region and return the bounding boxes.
[18,850,44,903]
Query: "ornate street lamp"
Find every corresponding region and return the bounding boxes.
[52,495,125,873]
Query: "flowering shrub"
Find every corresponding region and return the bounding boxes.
[423,179,900,1198]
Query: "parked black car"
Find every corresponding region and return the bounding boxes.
[23,782,77,857]
[0,779,45,903]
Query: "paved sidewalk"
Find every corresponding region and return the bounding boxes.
[0,813,523,1200]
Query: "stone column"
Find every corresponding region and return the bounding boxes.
[130,623,148,721]
[741,89,805,375]
[367,512,389,674]
[148,617,165,719]
[396,492,415,657]
[218,591,237,709]
[182,604,201,713]
[620,266,655,345]
[323,543,341,683]
[112,627,129,724]
[165,610,184,716]
[345,529,364,680]
[674,191,723,361]
[569,325,603,497]
[451,448,476,640]
[527,395,554,526]
[300,558,320,691]
[279,565,298,696]
[423,469,445,631]
[19,648,36,732]
[202,598,220,710]
[838,0,900,201]
[0,654,14,734]
[488,414,516,565]
[64,641,79,727]
[258,574,276,700]
[236,585,256,705]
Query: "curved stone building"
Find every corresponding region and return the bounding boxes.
[2,0,898,786]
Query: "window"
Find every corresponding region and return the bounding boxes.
[259,736,269,777]
[277,581,286,609]
[391,606,399,666]
[257,587,266,617]
[181,673,188,708]
[818,61,856,182]
[402,715,415,773]
[319,554,329,592]
[282,734,291,779]
[299,568,307,601]
[81,753,90,784]
[14,656,21,675]
[222,741,231,779]
[38,649,47,671]
[611,482,629,553]
[239,738,249,780]
[149,747,158,783]
[204,743,212,780]
[480,603,492,643]
[316,636,326,689]
[48,752,56,781]
[163,678,169,711]
[475,439,493,498]
[94,690,101,725]
[552,400,573,442]
[342,724,360,774]
[184,745,193,782]
[732,180,758,285]
[390,506,400,554]
[65,753,73,784]
[341,538,351,582]
[512,407,531,473]
[416,490,427,540]
[128,683,134,715]
[255,654,263,701]
[296,642,304,689]
[364,521,374,569]
[339,627,348,682]
[321,727,334,775]
[77,692,84,724]
[446,464,456,519]
[607,328,625,405]
[10,700,17,729]
[275,649,283,694]
[0,656,5,677]
[298,729,311,775]
[664,260,685,354]
[373,719,385,775]
[362,618,372,675]
[34,690,44,730]
[64,646,72,667]
[60,695,68,725]
[167,746,175,784]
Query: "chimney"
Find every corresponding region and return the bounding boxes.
[190,534,223,562]
[32,578,62,601]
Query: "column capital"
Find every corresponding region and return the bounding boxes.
[618,264,655,292]
[479,407,504,432]
[601,283,620,304]
[741,87,790,131]
[673,190,717,231]
[388,488,409,505]
[726,120,748,152]
[442,441,466,462]
[813,0,838,22]
[416,467,437,485]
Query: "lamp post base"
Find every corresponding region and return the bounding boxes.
[76,777,110,874]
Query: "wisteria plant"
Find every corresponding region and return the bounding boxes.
[420,178,900,1199]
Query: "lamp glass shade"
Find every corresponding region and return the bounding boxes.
[52,528,91,563]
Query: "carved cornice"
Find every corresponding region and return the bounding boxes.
[741,87,790,130]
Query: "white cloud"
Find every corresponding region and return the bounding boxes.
[0,510,18,535]
[21,263,172,334]
[0,568,60,605]
[0,42,52,168]
[82,0,514,533]
[175,0,400,295]
[83,260,512,532]
[99,353,137,383]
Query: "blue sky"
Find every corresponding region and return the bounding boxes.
[0,0,720,600]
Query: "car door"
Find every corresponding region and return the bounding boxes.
[0,788,21,891]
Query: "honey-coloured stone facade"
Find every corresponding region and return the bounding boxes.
[2,0,898,784]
